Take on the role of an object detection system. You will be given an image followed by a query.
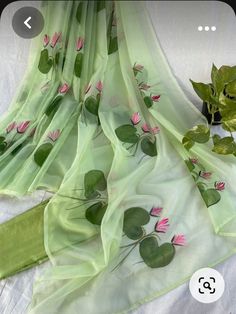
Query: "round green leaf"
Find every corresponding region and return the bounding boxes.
[185,125,210,143]
[38,49,53,74]
[84,170,106,199]
[85,96,99,116]
[34,143,53,167]
[74,53,83,77]
[139,237,175,268]
[185,159,195,172]
[123,207,150,235]
[45,96,63,116]
[182,136,194,151]
[85,201,107,225]
[124,226,145,240]
[201,188,221,207]
[115,125,139,144]
[212,136,236,155]
[141,137,157,156]
[143,96,153,108]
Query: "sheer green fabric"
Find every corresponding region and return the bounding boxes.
[0,1,236,313]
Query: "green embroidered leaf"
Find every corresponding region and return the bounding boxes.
[34,143,53,167]
[97,0,105,12]
[76,2,83,23]
[123,207,150,238]
[38,49,53,74]
[124,226,145,240]
[197,182,206,193]
[201,188,221,207]
[45,96,63,116]
[108,37,118,54]
[115,125,139,144]
[182,136,194,151]
[84,170,106,199]
[0,136,5,144]
[0,141,7,155]
[74,53,83,78]
[185,160,195,172]
[55,52,60,65]
[141,137,157,157]
[143,96,153,108]
[185,125,210,144]
[139,237,175,268]
[212,136,236,155]
[85,96,99,116]
[85,201,107,225]
[11,143,23,156]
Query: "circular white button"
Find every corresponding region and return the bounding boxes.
[189,267,225,303]
[211,26,216,31]
[198,26,203,31]
[205,26,210,31]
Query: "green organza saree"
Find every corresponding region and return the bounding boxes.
[1,1,236,313]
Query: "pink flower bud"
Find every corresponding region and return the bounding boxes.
[150,207,163,217]
[43,34,50,47]
[171,234,186,246]
[131,112,141,125]
[141,123,150,133]
[133,63,144,72]
[96,80,103,93]
[151,95,161,102]
[48,129,61,142]
[155,218,169,233]
[150,126,160,134]
[139,83,151,91]
[6,122,16,133]
[214,181,225,191]
[58,83,70,94]
[189,157,198,164]
[17,121,30,134]
[51,32,61,48]
[76,37,84,51]
[200,171,212,180]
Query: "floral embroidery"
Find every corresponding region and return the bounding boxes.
[58,83,70,94]
[113,206,185,270]
[96,80,103,94]
[6,122,16,134]
[50,32,61,48]
[17,121,30,133]
[47,129,61,142]
[76,37,84,51]
[74,37,84,78]
[186,157,225,207]
[115,112,159,157]
[43,34,50,47]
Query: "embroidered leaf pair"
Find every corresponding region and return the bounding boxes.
[38,49,53,74]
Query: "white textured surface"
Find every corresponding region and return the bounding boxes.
[0,1,236,313]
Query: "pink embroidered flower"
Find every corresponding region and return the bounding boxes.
[96,81,103,93]
[43,34,50,47]
[171,234,186,246]
[139,83,151,91]
[150,207,163,217]
[151,95,161,102]
[189,157,198,164]
[17,121,30,134]
[48,129,61,142]
[150,126,160,135]
[142,123,150,133]
[131,112,141,125]
[6,122,16,133]
[214,181,225,191]
[85,84,92,94]
[155,218,169,233]
[200,171,212,180]
[76,37,84,51]
[133,63,144,72]
[58,83,69,94]
[50,32,61,48]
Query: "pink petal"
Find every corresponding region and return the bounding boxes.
[76,37,84,51]
[150,126,160,134]
[51,32,61,48]
[131,112,141,125]
[200,171,212,180]
[17,121,30,133]
[133,63,144,72]
[189,157,198,164]
[43,34,50,47]
[6,122,17,133]
[155,218,169,233]
[58,83,69,94]
[96,80,103,93]
[214,181,225,191]
[171,234,186,246]
[151,95,161,102]
[141,123,150,133]
[150,207,163,217]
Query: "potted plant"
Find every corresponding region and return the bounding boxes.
[183,64,236,156]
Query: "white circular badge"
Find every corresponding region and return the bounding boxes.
[189,267,225,303]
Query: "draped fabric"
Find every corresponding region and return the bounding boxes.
[0,1,236,313]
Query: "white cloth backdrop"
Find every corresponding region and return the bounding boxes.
[0,1,236,313]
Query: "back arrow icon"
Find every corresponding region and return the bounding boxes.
[24,16,32,29]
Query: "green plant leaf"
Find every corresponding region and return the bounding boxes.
[190,80,213,103]
[34,143,53,167]
[212,134,221,145]
[0,136,5,143]
[201,188,221,207]
[45,96,63,116]
[85,96,99,116]
[123,207,150,238]
[76,2,83,23]
[115,125,139,144]
[84,170,106,199]
[215,65,236,93]
[185,125,210,143]
[225,79,236,97]
[124,226,145,240]
[38,49,53,74]
[108,37,118,54]
[85,201,107,225]
[143,96,153,108]
[139,237,175,268]
[182,136,194,150]
[185,160,195,172]
[211,63,219,91]
[141,137,157,156]
[0,141,7,155]
[212,136,236,155]
[74,53,83,77]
